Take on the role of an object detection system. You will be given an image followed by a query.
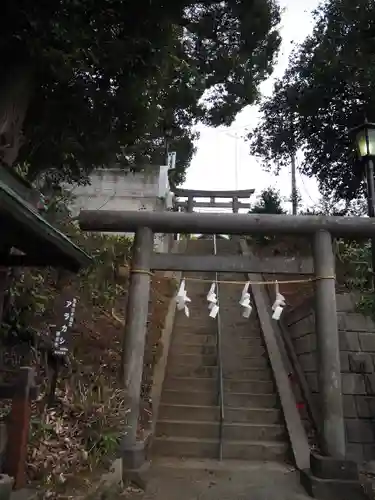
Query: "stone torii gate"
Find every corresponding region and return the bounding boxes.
[79,208,375,482]
[173,188,254,213]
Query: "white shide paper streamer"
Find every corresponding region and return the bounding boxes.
[272,281,286,321]
[207,282,219,318]
[239,281,252,318]
[176,279,191,317]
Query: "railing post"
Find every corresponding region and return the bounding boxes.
[232,196,239,213]
[313,230,345,459]
[121,227,153,454]
[212,234,224,460]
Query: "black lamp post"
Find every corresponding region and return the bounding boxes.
[351,119,375,287]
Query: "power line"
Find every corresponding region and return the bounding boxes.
[297,170,317,205]
[200,122,253,137]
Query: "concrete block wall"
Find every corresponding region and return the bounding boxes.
[66,167,172,253]
[284,293,375,463]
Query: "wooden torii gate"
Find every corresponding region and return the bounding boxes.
[79,208,375,478]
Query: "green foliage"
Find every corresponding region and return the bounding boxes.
[248,187,285,245]
[249,0,375,201]
[249,187,286,214]
[61,220,133,308]
[2,270,52,338]
[336,239,375,318]
[1,0,281,186]
[301,195,367,216]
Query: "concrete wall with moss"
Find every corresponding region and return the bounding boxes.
[284,293,375,463]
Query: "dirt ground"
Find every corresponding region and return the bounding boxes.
[0,271,175,499]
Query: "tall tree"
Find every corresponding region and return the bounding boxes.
[249,187,286,214]
[250,0,375,202]
[0,0,281,186]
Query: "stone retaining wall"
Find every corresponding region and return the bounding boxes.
[284,293,375,463]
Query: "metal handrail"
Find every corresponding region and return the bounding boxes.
[213,234,224,460]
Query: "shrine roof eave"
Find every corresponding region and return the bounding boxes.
[0,178,92,272]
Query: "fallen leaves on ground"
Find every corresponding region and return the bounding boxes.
[1,273,174,499]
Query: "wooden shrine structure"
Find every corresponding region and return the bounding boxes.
[0,164,91,490]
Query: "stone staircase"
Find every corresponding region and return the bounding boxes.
[153,238,290,462]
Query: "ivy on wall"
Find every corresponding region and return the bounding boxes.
[336,239,375,319]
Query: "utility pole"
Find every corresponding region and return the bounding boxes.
[226,130,240,190]
[291,152,298,215]
[234,132,239,190]
[365,158,375,290]
[289,110,298,215]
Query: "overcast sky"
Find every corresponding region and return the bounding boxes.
[182,0,322,212]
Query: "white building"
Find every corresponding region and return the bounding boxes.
[67,165,173,252]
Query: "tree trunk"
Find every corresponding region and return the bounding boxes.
[0,65,33,167]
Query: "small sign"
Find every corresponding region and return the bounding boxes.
[53,298,77,356]
[167,152,176,170]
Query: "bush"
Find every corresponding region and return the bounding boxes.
[336,238,375,318]
[248,187,285,246]
[249,187,286,215]
[2,217,133,340]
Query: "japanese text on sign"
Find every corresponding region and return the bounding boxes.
[53,298,77,356]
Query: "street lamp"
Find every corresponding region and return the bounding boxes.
[354,120,375,160]
[351,119,375,287]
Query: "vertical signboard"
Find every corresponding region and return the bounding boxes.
[53,298,77,356]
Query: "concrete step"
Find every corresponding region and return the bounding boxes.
[226,379,275,393]
[227,356,269,369]
[175,333,263,346]
[219,316,261,328]
[169,354,217,367]
[176,320,262,334]
[168,354,268,369]
[156,420,286,441]
[163,377,275,394]
[153,436,289,461]
[171,344,218,356]
[167,364,272,379]
[224,439,289,461]
[224,368,272,380]
[158,404,282,424]
[174,323,217,333]
[175,334,217,345]
[161,390,277,408]
[224,422,286,442]
[170,343,266,356]
[225,392,277,408]
[161,390,218,406]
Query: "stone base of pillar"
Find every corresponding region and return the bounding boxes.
[0,474,13,500]
[300,453,372,500]
[121,438,150,490]
[310,452,358,480]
